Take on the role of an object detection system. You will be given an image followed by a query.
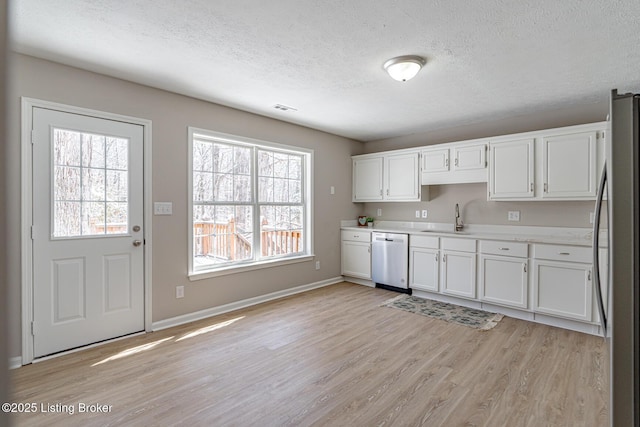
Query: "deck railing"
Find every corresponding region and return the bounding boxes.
[194,219,301,261]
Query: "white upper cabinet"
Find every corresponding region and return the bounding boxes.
[423,148,450,173]
[489,122,606,201]
[421,141,487,185]
[354,121,606,202]
[352,156,383,202]
[385,152,421,201]
[542,131,597,199]
[453,144,486,171]
[352,151,421,202]
[489,138,535,200]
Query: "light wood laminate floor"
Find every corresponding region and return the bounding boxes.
[11,282,609,426]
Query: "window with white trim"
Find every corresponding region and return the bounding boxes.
[189,128,312,275]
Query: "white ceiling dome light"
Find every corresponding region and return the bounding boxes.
[383,55,426,82]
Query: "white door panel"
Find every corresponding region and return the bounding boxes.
[32,107,144,357]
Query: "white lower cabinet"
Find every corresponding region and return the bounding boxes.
[532,260,592,321]
[479,255,528,309]
[341,230,371,279]
[532,243,593,322]
[409,235,440,292]
[441,238,476,299]
[345,226,599,333]
[479,241,528,309]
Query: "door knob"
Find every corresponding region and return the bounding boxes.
[133,240,142,247]
[132,225,141,232]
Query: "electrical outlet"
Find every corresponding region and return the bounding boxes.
[377,208,382,217]
[415,210,420,218]
[508,211,521,221]
[176,285,184,299]
[315,261,320,270]
[330,186,335,195]
[421,210,428,218]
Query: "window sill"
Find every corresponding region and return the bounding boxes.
[189,254,315,281]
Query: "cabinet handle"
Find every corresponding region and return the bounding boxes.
[588,270,592,281]
[544,183,548,193]
[530,183,534,192]
[523,263,527,273]
[499,247,510,251]
[558,252,570,255]
[443,254,447,262]
[368,247,371,253]
[455,157,459,166]
[435,253,438,262]
[445,158,449,167]
[386,189,389,196]
[380,189,383,196]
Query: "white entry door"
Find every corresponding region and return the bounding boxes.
[32,107,145,358]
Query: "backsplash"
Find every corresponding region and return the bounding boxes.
[361,183,599,228]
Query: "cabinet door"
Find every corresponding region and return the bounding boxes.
[353,156,383,202]
[489,138,534,199]
[441,250,476,299]
[479,255,528,309]
[453,144,486,171]
[341,241,371,279]
[532,260,592,321]
[422,148,449,173]
[409,248,439,292]
[542,131,597,199]
[385,152,420,201]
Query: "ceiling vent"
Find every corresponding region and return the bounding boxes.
[273,104,298,112]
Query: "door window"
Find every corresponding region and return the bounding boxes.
[52,128,129,238]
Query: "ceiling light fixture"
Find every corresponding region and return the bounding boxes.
[383,55,426,82]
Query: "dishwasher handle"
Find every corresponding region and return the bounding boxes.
[374,236,398,242]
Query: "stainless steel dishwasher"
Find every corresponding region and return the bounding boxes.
[371,232,410,293]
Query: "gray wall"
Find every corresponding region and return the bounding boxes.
[6,53,362,359]
[360,101,608,228]
[364,184,595,228]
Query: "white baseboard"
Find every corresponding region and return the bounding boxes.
[342,277,375,287]
[152,276,343,331]
[9,356,22,369]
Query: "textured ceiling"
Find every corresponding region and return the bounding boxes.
[9,0,640,141]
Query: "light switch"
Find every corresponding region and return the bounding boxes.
[154,202,173,215]
[508,211,520,221]
[421,210,428,218]
[330,186,335,195]
[415,210,420,218]
[377,208,382,217]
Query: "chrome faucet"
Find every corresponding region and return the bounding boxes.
[454,203,464,232]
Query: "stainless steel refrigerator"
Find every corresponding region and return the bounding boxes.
[596,89,640,426]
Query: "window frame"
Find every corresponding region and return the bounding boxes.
[188,127,314,280]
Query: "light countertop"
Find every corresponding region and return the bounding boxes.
[341,221,606,247]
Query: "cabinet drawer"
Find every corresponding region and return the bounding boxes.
[441,238,476,253]
[532,244,591,263]
[410,235,439,249]
[341,230,371,243]
[480,240,528,257]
